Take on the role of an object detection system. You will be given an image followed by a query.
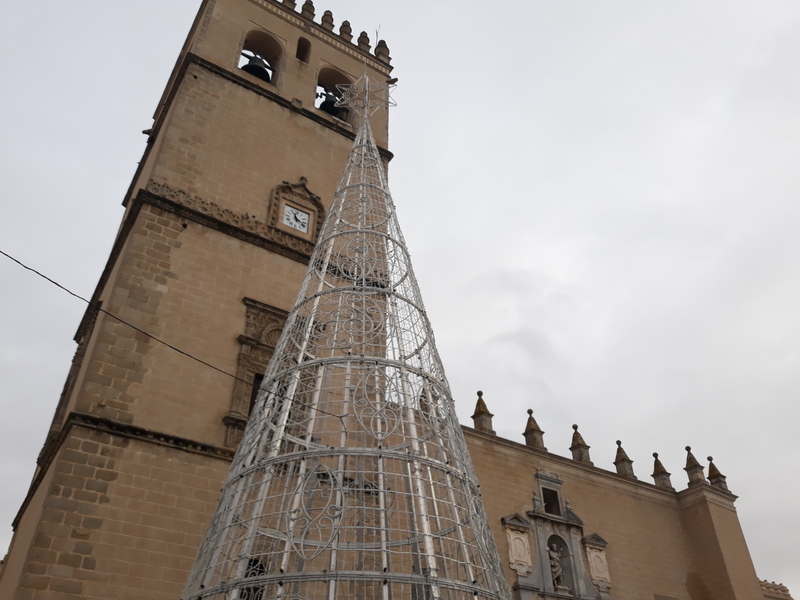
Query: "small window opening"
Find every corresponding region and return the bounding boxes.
[542,488,561,516]
[249,373,265,416]
[296,37,311,62]
[315,67,352,122]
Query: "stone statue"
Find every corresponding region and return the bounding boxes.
[549,544,564,587]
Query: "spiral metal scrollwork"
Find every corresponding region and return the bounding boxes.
[287,464,344,560]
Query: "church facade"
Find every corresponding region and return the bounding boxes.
[0,1,790,599]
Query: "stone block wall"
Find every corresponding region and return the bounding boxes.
[4,424,230,600]
[466,427,764,600]
[2,421,769,600]
[150,62,358,220]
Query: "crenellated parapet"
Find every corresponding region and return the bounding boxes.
[278,0,392,65]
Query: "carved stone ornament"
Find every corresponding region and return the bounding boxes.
[244,297,288,344]
[224,298,289,447]
[535,468,563,489]
[507,529,533,576]
[502,513,533,577]
[145,180,324,260]
[586,548,610,584]
[583,534,611,587]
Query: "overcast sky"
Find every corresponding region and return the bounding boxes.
[1,0,798,593]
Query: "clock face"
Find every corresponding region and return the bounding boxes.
[283,205,310,233]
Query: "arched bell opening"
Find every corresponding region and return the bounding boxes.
[315,67,353,124]
[238,30,283,85]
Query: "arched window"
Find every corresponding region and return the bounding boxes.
[238,30,283,85]
[296,37,311,63]
[315,67,353,123]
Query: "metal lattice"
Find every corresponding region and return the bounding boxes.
[182,77,511,600]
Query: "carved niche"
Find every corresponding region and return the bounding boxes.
[223,297,289,447]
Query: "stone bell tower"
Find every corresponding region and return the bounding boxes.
[0,1,393,598]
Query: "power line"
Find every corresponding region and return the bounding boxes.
[0,248,345,423]
[1,248,241,381]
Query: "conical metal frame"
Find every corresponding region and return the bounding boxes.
[182,76,510,600]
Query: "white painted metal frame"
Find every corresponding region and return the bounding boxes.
[182,77,511,600]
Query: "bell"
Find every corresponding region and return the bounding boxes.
[318,89,344,119]
[241,54,271,83]
[319,98,340,117]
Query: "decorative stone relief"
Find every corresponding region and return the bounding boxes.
[145,179,324,260]
[583,533,612,598]
[587,548,610,583]
[223,297,289,447]
[536,469,561,482]
[502,514,534,577]
[244,298,287,344]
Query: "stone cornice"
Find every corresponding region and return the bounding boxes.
[72,413,235,459]
[243,296,291,319]
[75,174,321,347]
[238,334,277,352]
[142,182,315,264]
[13,411,233,530]
[677,479,738,507]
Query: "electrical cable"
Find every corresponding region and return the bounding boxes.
[0,248,346,423]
